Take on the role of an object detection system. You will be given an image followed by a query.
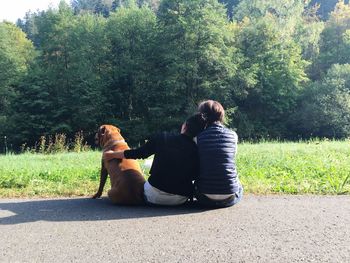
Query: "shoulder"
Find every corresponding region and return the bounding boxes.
[198,124,238,142]
[223,127,238,141]
[197,125,217,138]
[198,124,237,135]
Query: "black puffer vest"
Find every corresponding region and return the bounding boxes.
[196,124,240,194]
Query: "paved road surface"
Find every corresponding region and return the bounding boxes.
[0,195,349,263]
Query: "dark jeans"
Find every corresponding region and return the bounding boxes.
[195,186,243,208]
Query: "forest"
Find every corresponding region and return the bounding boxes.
[1,0,350,150]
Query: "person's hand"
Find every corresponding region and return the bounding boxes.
[103,150,124,161]
[103,150,116,161]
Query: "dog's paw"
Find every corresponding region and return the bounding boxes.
[92,192,102,199]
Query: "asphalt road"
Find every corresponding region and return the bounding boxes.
[0,195,349,263]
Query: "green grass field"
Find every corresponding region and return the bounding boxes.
[0,140,349,197]
[239,140,350,194]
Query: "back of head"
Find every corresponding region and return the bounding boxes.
[184,113,207,138]
[198,100,225,125]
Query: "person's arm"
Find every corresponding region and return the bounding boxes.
[103,136,157,161]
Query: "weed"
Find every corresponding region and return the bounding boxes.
[21,132,90,154]
[73,131,90,153]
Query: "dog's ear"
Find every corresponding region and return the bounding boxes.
[99,126,106,136]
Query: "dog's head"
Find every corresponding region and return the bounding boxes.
[95,124,123,148]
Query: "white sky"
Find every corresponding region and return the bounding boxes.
[0,0,70,23]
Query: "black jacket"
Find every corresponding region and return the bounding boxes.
[124,133,198,196]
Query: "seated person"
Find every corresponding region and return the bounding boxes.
[195,100,243,208]
[103,114,206,206]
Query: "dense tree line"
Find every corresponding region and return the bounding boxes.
[1,0,350,151]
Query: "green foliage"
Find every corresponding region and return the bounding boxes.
[233,15,308,138]
[8,7,109,147]
[295,4,325,63]
[156,0,237,122]
[294,64,350,138]
[16,11,40,47]
[234,0,306,26]
[218,0,240,19]
[3,0,350,149]
[0,22,35,104]
[70,0,160,16]
[71,0,114,16]
[0,22,35,140]
[310,0,349,20]
[104,5,157,142]
[317,1,350,76]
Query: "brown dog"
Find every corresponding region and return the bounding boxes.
[92,124,145,205]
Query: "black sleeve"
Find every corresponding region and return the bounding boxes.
[124,136,157,159]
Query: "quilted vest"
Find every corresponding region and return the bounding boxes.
[196,124,240,194]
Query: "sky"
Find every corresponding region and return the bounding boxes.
[0,0,70,23]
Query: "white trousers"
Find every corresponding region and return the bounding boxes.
[144,181,188,206]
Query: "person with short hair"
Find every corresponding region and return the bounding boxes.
[195,100,243,208]
[103,113,206,206]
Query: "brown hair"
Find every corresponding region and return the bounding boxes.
[198,100,225,125]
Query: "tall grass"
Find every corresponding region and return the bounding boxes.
[20,132,90,154]
[0,140,349,197]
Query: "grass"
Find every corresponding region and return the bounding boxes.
[0,140,349,197]
[0,152,101,197]
[238,140,350,194]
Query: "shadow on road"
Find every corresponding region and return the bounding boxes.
[0,198,207,225]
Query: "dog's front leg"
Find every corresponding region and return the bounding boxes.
[92,160,108,199]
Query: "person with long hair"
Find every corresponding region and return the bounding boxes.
[195,100,243,208]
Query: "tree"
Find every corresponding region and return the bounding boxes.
[309,0,350,20]
[317,1,350,77]
[218,0,240,19]
[233,15,308,138]
[234,0,306,26]
[294,64,350,138]
[294,3,325,80]
[16,11,40,47]
[104,3,158,142]
[0,22,35,143]
[232,0,323,77]
[155,0,237,129]
[9,3,109,146]
[8,65,54,146]
[71,0,158,16]
[71,0,113,16]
